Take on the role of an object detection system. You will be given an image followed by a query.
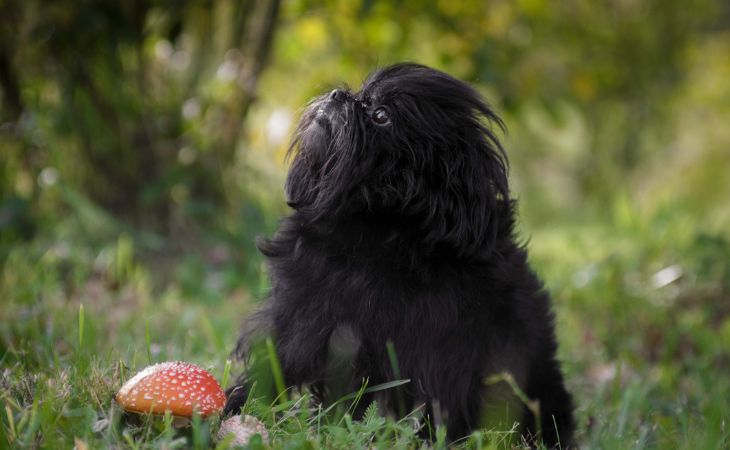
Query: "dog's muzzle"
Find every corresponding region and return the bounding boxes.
[313,90,349,131]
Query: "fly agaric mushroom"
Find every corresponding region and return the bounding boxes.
[115,361,226,418]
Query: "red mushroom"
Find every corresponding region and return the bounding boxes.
[115,361,226,418]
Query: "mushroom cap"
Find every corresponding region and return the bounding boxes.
[115,361,226,418]
[217,414,269,446]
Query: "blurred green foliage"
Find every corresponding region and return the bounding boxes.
[1,0,730,448]
[1,0,281,230]
[2,0,728,246]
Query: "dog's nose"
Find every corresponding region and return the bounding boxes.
[329,89,347,103]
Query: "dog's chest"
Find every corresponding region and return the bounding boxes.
[286,235,469,345]
[314,256,461,340]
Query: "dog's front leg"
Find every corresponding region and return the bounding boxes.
[274,318,334,390]
[224,302,334,414]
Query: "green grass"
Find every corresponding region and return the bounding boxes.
[1,196,729,449]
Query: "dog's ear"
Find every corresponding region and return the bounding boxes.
[378,67,515,258]
[421,116,513,258]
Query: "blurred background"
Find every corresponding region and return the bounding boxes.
[1,0,729,447]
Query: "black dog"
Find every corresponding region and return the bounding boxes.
[226,63,574,447]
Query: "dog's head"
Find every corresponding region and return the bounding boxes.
[286,63,512,256]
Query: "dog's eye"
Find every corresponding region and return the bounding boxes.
[371,107,390,125]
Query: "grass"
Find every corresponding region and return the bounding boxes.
[1,193,729,449]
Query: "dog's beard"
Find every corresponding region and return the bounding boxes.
[285,64,513,257]
[301,97,345,149]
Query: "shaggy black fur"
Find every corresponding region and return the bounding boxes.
[225,63,574,447]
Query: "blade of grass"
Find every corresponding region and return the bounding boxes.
[78,303,85,351]
[266,338,288,404]
[21,394,40,445]
[386,340,406,417]
[145,319,152,365]
[4,403,16,443]
[319,378,411,417]
[221,359,232,390]
[340,380,370,424]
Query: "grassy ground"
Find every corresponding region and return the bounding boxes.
[1,191,729,449]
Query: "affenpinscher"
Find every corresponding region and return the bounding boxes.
[226,63,574,447]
